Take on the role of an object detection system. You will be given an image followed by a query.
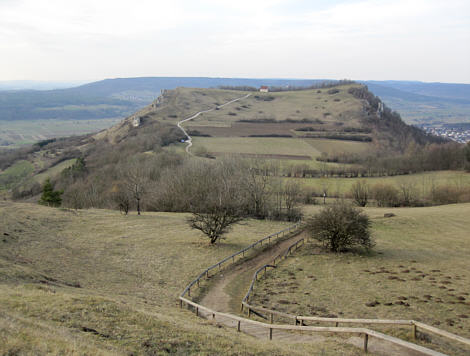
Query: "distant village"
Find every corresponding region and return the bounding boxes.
[421,125,470,143]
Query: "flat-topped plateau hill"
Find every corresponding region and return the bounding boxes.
[99,83,441,161]
[0,82,452,201]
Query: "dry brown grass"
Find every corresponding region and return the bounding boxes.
[250,203,470,355]
[0,202,355,355]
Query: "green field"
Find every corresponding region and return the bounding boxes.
[286,170,470,197]
[192,137,321,158]
[249,203,470,355]
[0,160,34,190]
[0,118,121,147]
[304,138,371,155]
[34,159,77,184]
[0,202,353,355]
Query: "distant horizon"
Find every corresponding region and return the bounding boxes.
[2,76,470,88]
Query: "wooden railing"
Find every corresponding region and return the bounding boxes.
[178,225,454,355]
[241,237,470,353]
[180,222,302,300]
[242,237,306,308]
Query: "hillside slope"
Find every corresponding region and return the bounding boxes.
[0,201,356,355]
[0,83,444,198]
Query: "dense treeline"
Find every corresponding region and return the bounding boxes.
[311,142,469,178]
[56,153,302,221]
[348,178,470,208]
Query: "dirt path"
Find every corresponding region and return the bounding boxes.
[200,231,306,313]
[176,93,251,154]
[197,231,439,356]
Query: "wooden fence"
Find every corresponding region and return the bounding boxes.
[178,224,455,355]
[180,222,301,300]
[241,237,470,353]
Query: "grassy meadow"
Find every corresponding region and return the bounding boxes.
[0,202,357,355]
[0,118,121,148]
[192,137,320,158]
[249,203,470,355]
[286,170,470,198]
[0,160,34,191]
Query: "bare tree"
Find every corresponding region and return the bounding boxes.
[398,178,417,207]
[110,183,131,215]
[350,180,369,207]
[283,180,302,221]
[120,161,149,215]
[187,161,245,244]
[243,159,273,218]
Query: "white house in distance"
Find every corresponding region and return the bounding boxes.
[259,85,269,93]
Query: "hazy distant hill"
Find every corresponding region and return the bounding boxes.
[0,77,325,121]
[366,80,470,101]
[363,81,470,125]
[0,80,87,91]
[0,77,469,125]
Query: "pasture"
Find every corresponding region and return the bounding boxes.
[249,203,470,355]
[0,202,351,355]
[0,118,121,147]
[286,170,470,197]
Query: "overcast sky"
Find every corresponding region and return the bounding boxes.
[1,0,469,83]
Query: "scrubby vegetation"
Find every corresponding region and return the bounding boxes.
[307,202,373,252]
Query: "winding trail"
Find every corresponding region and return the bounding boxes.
[199,231,326,344]
[177,93,251,154]
[196,231,432,356]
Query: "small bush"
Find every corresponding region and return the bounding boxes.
[372,183,400,207]
[307,202,373,252]
[431,186,461,205]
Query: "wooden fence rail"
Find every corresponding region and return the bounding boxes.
[180,222,302,300]
[177,224,465,355]
[240,236,470,352]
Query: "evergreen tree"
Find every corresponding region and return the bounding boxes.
[39,178,63,207]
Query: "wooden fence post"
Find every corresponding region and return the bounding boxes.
[196,307,199,317]
[412,324,417,340]
[188,288,191,297]
[179,299,183,308]
[269,328,273,340]
[237,321,241,332]
[363,334,369,353]
[270,313,274,324]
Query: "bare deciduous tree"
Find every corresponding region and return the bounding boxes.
[187,161,245,244]
[351,180,369,207]
[120,161,149,215]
